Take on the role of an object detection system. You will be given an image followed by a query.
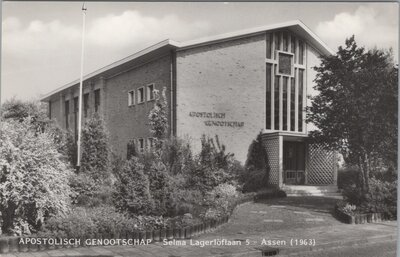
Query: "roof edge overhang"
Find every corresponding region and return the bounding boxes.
[40,20,333,102]
[40,39,180,101]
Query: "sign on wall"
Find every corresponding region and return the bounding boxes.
[189,111,244,128]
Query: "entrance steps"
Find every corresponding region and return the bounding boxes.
[282,185,343,198]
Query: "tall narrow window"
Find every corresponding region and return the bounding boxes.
[74,97,79,113]
[291,37,296,63]
[138,138,144,152]
[274,74,280,130]
[282,77,288,130]
[298,69,304,132]
[128,90,135,106]
[147,84,155,101]
[48,101,52,119]
[138,87,145,104]
[84,93,89,117]
[266,63,272,129]
[298,41,304,65]
[283,32,289,52]
[290,76,295,131]
[65,100,70,129]
[94,89,100,112]
[266,33,272,59]
[274,32,280,59]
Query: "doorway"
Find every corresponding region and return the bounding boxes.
[283,141,305,185]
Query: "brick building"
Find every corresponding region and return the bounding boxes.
[41,20,338,190]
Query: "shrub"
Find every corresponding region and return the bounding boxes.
[167,189,205,217]
[160,137,194,175]
[147,159,173,215]
[202,183,239,220]
[199,135,234,170]
[362,178,397,218]
[113,158,154,215]
[80,113,111,182]
[241,133,269,192]
[41,207,96,238]
[0,119,73,235]
[337,167,361,190]
[240,169,269,193]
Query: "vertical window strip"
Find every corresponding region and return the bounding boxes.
[299,41,304,65]
[298,69,304,132]
[266,63,272,129]
[65,100,69,129]
[271,65,275,130]
[274,32,280,59]
[290,76,295,131]
[294,68,299,131]
[282,77,288,130]
[279,76,283,131]
[291,36,296,63]
[94,89,100,112]
[283,32,288,52]
[266,33,272,59]
[274,73,280,130]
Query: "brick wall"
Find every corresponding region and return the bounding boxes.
[104,54,172,157]
[176,34,266,164]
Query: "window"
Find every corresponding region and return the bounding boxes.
[147,138,154,149]
[138,138,144,152]
[84,93,89,117]
[49,101,52,119]
[137,87,145,104]
[265,63,272,129]
[74,97,79,113]
[290,76,295,131]
[298,41,305,65]
[282,77,288,130]
[277,52,294,76]
[128,90,135,106]
[266,33,272,59]
[147,84,155,101]
[274,74,280,130]
[94,89,100,112]
[298,69,304,132]
[65,100,70,129]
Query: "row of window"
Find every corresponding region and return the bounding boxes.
[64,89,100,129]
[127,137,155,155]
[266,63,305,132]
[128,84,155,106]
[266,31,305,66]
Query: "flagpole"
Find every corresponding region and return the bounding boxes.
[77,2,87,167]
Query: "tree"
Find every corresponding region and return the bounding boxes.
[0,119,72,235]
[113,158,155,215]
[307,36,398,196]
[148,87,169,151]
[80,113,111,181]
[1,98,49,131]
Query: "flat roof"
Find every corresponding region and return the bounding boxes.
[41,20,333,101]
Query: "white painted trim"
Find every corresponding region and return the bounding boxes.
[276,50,295,77]
[137,87,145,104]
[128,90,135,106]
[146,83,155,101]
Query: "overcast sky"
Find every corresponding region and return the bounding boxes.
[1,2,398,102]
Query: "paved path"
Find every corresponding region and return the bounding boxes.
[2,197,397,257]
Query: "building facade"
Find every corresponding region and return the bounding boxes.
[41,20,338,189]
